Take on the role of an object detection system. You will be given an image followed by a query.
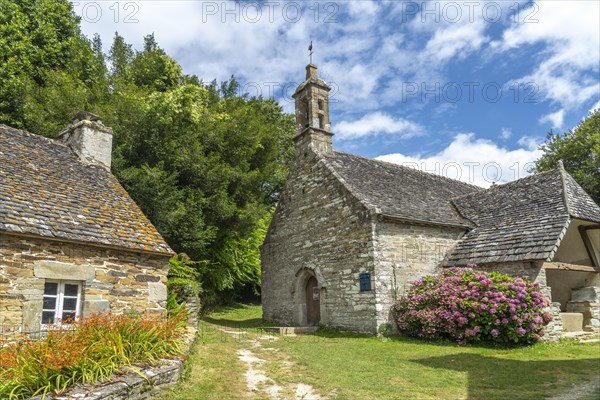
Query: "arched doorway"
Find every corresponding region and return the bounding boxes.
[305,276,320,325]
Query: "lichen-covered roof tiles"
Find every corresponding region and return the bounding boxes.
[0,125,173,255]
[323,151,480,227]
[443,168,600,266]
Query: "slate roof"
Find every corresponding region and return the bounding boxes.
[322,151,480,227]
[443,168,600,266]
[0,125,173,255]
[563,172,600,222]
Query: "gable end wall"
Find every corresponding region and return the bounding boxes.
[261,154,377,332]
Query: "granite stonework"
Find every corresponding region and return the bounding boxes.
[0,234,170,329]
[261,149,377,332]
[373,220,466,328]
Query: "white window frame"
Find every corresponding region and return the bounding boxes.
[42,280,83,328]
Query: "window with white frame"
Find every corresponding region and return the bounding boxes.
[42,280,82,325]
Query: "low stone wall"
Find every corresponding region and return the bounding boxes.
[30,328,196,400]
[31,359,183,400]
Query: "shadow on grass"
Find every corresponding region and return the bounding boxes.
[202,316,267,329]
[413,353,600,400]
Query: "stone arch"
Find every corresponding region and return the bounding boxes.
[292,267,327,326]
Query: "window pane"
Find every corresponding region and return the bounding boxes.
[44,282,58,295]
[63,297,77,310]
[42,311,55,324]
[62,312,76,322]
[43,297,56,310]
[64,284,79,297]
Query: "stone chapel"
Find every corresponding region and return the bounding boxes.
[260,64,600,337]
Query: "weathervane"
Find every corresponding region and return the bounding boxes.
[308,41,313,64]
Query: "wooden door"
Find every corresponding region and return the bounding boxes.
[306,276,320,325]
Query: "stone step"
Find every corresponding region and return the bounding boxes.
[560,312,584,332]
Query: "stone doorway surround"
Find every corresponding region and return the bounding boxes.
[292,267,326,326]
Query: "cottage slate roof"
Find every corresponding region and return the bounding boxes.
[443,168,600,266]
[0,125,173,255]
[322,151,480,227]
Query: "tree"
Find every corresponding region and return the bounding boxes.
[129,34,183,92]
[108,32,134,81]
[0,3,296,302]
[0,0,93,128]
[535,109,600,204]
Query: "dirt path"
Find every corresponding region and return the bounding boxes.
[218,328,324,399]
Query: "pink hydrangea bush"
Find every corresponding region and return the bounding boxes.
[394,267,552,344]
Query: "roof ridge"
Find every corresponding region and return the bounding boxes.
[451,168,561,202]
[0,124,67,147]
[557,163,572,216]
[331,150,481,190]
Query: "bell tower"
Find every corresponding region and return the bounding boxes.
[292,64,333,156]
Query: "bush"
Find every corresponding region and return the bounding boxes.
[0,309,187,399]
[394,267,552,345]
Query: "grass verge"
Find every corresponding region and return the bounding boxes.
[166,303,600,400]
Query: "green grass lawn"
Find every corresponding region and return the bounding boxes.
[162,304,600,400]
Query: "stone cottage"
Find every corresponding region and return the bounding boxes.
[0,113,174,331]
[261,64,600,336]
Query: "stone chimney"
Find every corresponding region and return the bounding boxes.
[292,64,333,156]
[57,111,113,169]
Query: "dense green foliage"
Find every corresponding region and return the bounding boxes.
[535,109,600,204]
[0,0,295,302]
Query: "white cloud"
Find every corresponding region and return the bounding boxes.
[516,136,542,151]
[500,128,512,140]
[497,1,600,110]
[334,112,424,140]
[421,22,488,64]
[539,109,565,129]
[376,133,543,187]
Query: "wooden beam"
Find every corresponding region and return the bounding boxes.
[541,261,598,273]
[579,225,600,269]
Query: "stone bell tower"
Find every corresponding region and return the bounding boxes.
[292,64,333,156]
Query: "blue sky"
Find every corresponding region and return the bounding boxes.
[72,1,600,187]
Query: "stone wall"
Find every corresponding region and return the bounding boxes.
[0,234,170,330]
[261,150,377,333]
[373,220,466,329]
[30,359,183,400]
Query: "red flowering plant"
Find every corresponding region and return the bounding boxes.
[0,308,187,399]
[394,266,552,345]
